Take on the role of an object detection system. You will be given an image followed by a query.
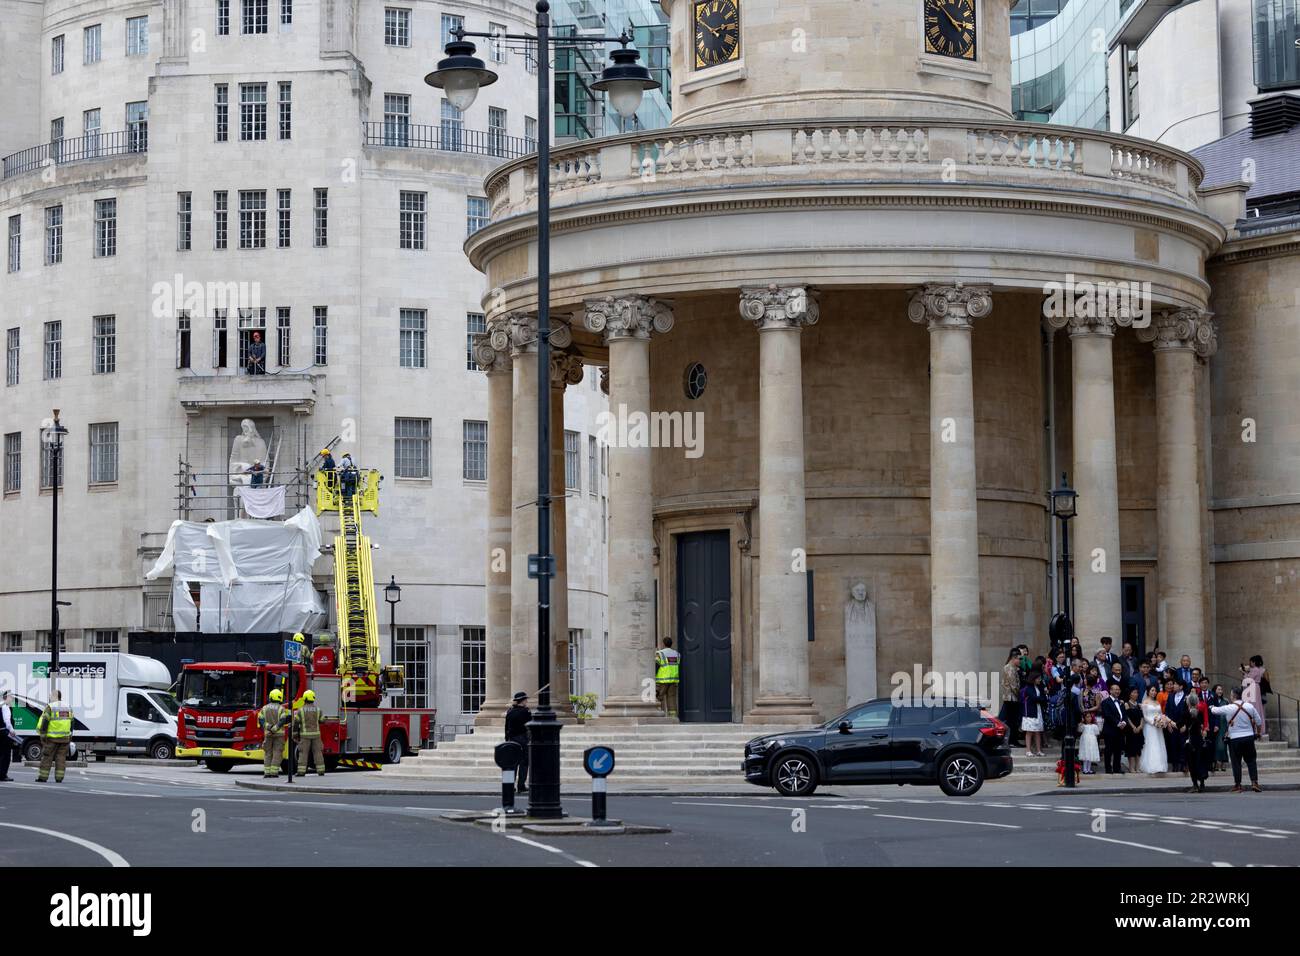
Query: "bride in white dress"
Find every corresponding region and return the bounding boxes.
[1140,686,1169,775]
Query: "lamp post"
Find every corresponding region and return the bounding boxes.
[41,410,68,677]
[1049,471,1078,787]
[426,5,656,820]
[384,576,401,677]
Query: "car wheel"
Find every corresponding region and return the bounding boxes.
[21,739,42,762]
[771,752,818,797]
[150,739,175,761]
[938,752,985,797]
[205,759,233,773]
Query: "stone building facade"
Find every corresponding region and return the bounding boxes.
[0,0,612,728]
[466,0,1297,726]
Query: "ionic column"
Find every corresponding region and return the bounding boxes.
[549,349,585,709]
[508,313,541,698]
[473,317,513,724]
[584,294,674,721]
[908,283,990,683]
[1048,311,1126,644]
[1138,309,1217,666]
[740,284,819,720]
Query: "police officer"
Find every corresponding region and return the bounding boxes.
[655,638,681,718]
[36,691,74,784]
[258,689,291,778]
[505,692,531,794]
[294,689,326,776]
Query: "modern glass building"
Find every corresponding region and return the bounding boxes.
[1011,0,1120,128]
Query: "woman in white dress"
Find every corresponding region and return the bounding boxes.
[1140,685,1169,775]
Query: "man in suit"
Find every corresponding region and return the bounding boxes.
[1097,637,1119,673]
[1164,676,1188,772]
[1120,642,1138,682]
[1176,655,1195,690]
[1100,682,1128,774]
[1108,661,1129,701]
[1133,660,1158,699]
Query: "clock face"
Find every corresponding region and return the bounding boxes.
[924,0,977,61]
[694,0,740,70]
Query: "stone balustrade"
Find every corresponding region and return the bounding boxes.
[482,118,1205,225]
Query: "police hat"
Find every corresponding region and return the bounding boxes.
[512,692,528,703]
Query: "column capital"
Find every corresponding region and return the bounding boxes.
[907,282,992,331]
[505,312,574,356]
[583,295,674,342]
[473,315,514,373]
[1137,309,1218,359]
[549,351,585,388]
[739,284,820,330]
[599,365,610,395]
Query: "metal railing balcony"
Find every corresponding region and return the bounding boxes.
[362,121,535,160]
[2,129,147,181]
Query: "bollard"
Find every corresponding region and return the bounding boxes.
[591,776,608,824]
[494,741,525,815]
[1063,732,1077,788]
[502,767,517,813]
[582,745,618,828]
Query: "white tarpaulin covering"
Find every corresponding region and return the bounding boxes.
[236,484,287,518]
[146,507,325,633]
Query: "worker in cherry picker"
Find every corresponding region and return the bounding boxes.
[319,447,336,492]
[339,452,358,501]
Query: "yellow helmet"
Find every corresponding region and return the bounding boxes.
[303,690,316,702]
[320,449,331,456]
[292,632,305,643]
[269,689,283,702]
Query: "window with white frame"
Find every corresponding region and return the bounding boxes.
[52,35,64,75]
[465,312,485,370]
[489,22,507,62]
[7,215,19,273]
[276,307,290,366]
[242,0,268,34]
[240,83,267,140]
[392,627,429,708]
[177,312,191,369]
[90,629,120,651]
[3,633,20,651]
[213,310,228,369]
[45,205,62,265]
[441,13,464,46]
[217,0,230,35]
[127,16,149,56]
[463,420,487,480]
[466,196,489,236]
[440,99,463,150]
[460,626,486,714]
[525,115,537,147]
[277,188,291,248]
[126,101,148,151]
[214,190,229,249]
[237,308,266,369]
[313,188,327,247]
[84,24,102,64]
[5,329,18,386]
[383,93,410,146]
[280,0,292,26]
[238,190,266,249]
[39,433,61,489]
[89,422,118,484]
[3,433,20,493]
[313,306,327,365]
[394,417,430,478]
[278,82,292,139]
[38,632,67,653]
[94,198,117,257]
[215,84,229,141]
[385,8,411,46]
[588,435,598,495]
[524,38,538,74]
[399,308,426,368]
[93,315,116,374]
[177,192,192,250]
[488,107,507,157]
[50,117,64,161]
[83,108,101,150]
[564,430,580,491]
[43,321,61,380]
[398,190,425,249]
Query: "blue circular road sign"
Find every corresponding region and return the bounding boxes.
[583,745,615,778]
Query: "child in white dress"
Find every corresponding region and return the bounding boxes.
[1079,715,1101,773]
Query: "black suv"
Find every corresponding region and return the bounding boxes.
[743,699,1013,797]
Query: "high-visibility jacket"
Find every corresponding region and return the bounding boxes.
[293,704,323,739]
[655,648,681,685]
[38,702,73,739]
[258,702,289,735]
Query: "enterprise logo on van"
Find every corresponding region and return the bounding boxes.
[32,661,108,679]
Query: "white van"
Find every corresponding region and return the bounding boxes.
[0,652,179,761]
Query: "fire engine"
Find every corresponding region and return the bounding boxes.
[176,467,436,771]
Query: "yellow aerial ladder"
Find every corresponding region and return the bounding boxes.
[315,468,400,706]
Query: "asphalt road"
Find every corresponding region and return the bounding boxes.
[0,762,1295,868]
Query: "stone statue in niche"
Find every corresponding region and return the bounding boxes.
[228,418,268,485]
[844,580,877,706]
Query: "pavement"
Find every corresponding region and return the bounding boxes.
[0,759,1296,868]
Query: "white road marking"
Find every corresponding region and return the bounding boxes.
[0,822,129,867]
[873,813,1021,830]
[671,800,804,811]
[1077,833,1181,854]
[1211,861,1234,867]
[504,833,599,868]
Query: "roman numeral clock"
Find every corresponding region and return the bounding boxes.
[924,0,977,61]
[694,0,741,70]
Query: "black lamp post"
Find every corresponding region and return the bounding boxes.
[426,5,656,820]
[1049,471,1078,787]
[42,410,68,677]
[384,576,401,677]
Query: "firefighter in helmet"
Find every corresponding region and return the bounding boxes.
[294,689,326,776]
[258,688,291,778]
[36,690,74,784]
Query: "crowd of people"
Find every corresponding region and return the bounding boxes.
[998,640,1272,793]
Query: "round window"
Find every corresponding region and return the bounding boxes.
[683,362,707,400]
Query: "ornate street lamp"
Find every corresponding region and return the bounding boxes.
[427,4,656,821]
[384,575,402,677]
[41,410,69,676]
[1048,471,1078,787]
